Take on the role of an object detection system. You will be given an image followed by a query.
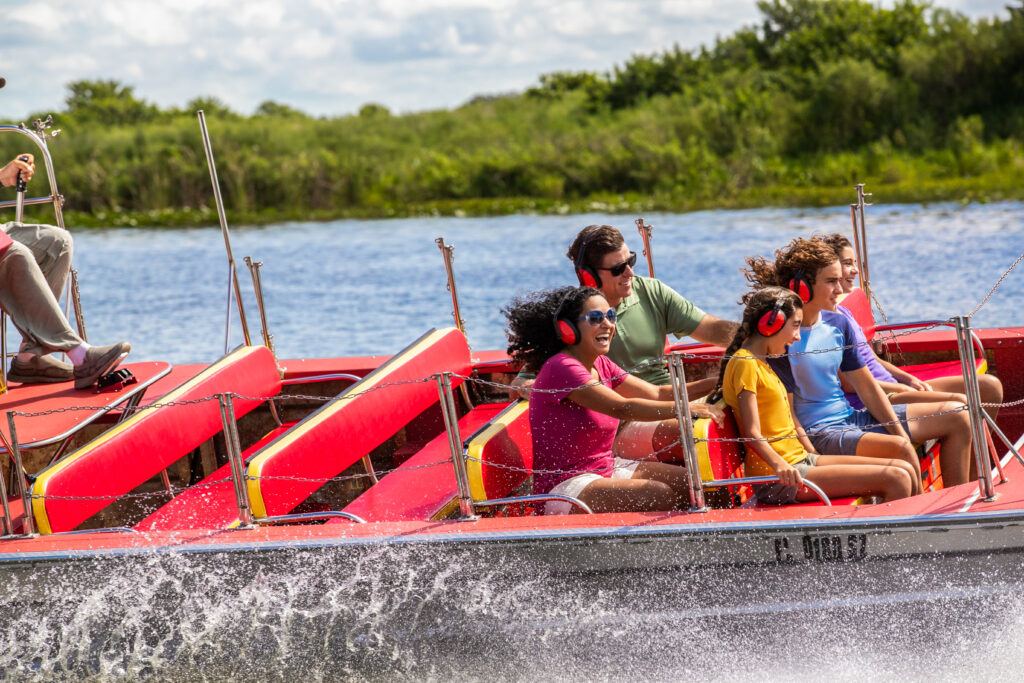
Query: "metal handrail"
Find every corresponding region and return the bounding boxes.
[255,511,366,525]
[702,475,833,506]
[46,526,138,536]
[474,494,593,515]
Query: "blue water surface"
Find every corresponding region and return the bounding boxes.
[64,201,1024,364]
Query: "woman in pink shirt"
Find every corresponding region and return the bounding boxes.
[504,286,701,514]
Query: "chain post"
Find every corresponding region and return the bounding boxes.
[635,217,656,278]
[6,411,36,535]
[243,256,280,368]
[218,393,255,527]
[668,352,706,512]
[435,372,477,520]
[953,316,995,501]
[853,183,873,302]
[0,446,14,536]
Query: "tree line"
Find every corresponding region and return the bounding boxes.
[2,0,1022,226]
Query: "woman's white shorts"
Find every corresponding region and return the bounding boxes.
[544,457,641,515]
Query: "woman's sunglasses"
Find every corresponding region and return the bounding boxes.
[576,309,617,326]
[598,251,637,277]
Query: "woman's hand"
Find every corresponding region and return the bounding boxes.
[774,461,803,488]
[904,376,931,392]
[690,401,725,427]
[509,376,534,400]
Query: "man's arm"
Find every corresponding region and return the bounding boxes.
[689,314,738,347]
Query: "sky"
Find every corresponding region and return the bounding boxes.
[0,0,1013,120]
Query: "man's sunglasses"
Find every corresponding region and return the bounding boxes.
[577,309,617,326]
[597,251,637,277]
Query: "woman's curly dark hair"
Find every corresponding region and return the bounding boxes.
[503,286,603,373]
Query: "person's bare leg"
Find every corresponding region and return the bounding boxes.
[651,419,684,462]
[633,460,691,508]
[929,374,1003,424]
[854,433,922,494]
[576,478,678,514]
[800,462,912,503]
[904,401,972,487]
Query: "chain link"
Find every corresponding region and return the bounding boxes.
[968,250,1024,319]
[32,476,234,502]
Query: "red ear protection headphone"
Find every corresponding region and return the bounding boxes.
[788,268,813,304]
[552,292,580,345]
[574,232,601,289]
[756,299,787,337]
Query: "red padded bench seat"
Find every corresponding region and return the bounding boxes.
[244,327,473,519]
[135,421,297,531]
[333,402,507,523]
[839,288,985,378]
[31,346,282,534]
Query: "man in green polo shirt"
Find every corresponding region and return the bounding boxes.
[512,224,737,462]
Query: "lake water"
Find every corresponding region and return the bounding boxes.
[2,201,1024,681]
[63,201,1024,364]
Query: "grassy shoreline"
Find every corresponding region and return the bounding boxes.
[46,170,1024,229]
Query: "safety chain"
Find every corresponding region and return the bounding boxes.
[25,400,1020,503]
[968,250,1024,319]
[31,476,234,502]
[244,458,453,484]
[10,376,437,419]
[29,460,453,503]
[12,395,221,418]
[462,322,948,396]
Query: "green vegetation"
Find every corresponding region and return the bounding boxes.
[2,0,1023,227]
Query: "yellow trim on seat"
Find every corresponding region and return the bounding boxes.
[31,346,266,535]
[465,400,529,501]
[692,417,716,484]
[245,328,461,518]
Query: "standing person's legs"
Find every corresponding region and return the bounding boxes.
[2,223,76,380]
[3,222,73,300]
[0,243,82,355]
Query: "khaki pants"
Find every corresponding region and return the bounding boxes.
[0,226,81,355]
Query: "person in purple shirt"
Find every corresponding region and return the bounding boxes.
[503,285,702,514]
[820,232,1003,426]
[745,237,973,488]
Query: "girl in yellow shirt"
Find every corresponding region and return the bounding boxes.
[712,286,914,504]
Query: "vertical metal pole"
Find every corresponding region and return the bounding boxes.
[435,237,466,334]
[434,237,474,409]
[218,394,255,526]
[6,412,36,535]
[668,352,706,512]
[69,269,87,342]
[1,311,7,393]
[635,217,656,278]
[0,450,14,536]
[954,316,995,500]
[197,110,252,347]
[243,256,277,359]
[435,373,477,520]
[849,204,865,292]
[854,184,872,302]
